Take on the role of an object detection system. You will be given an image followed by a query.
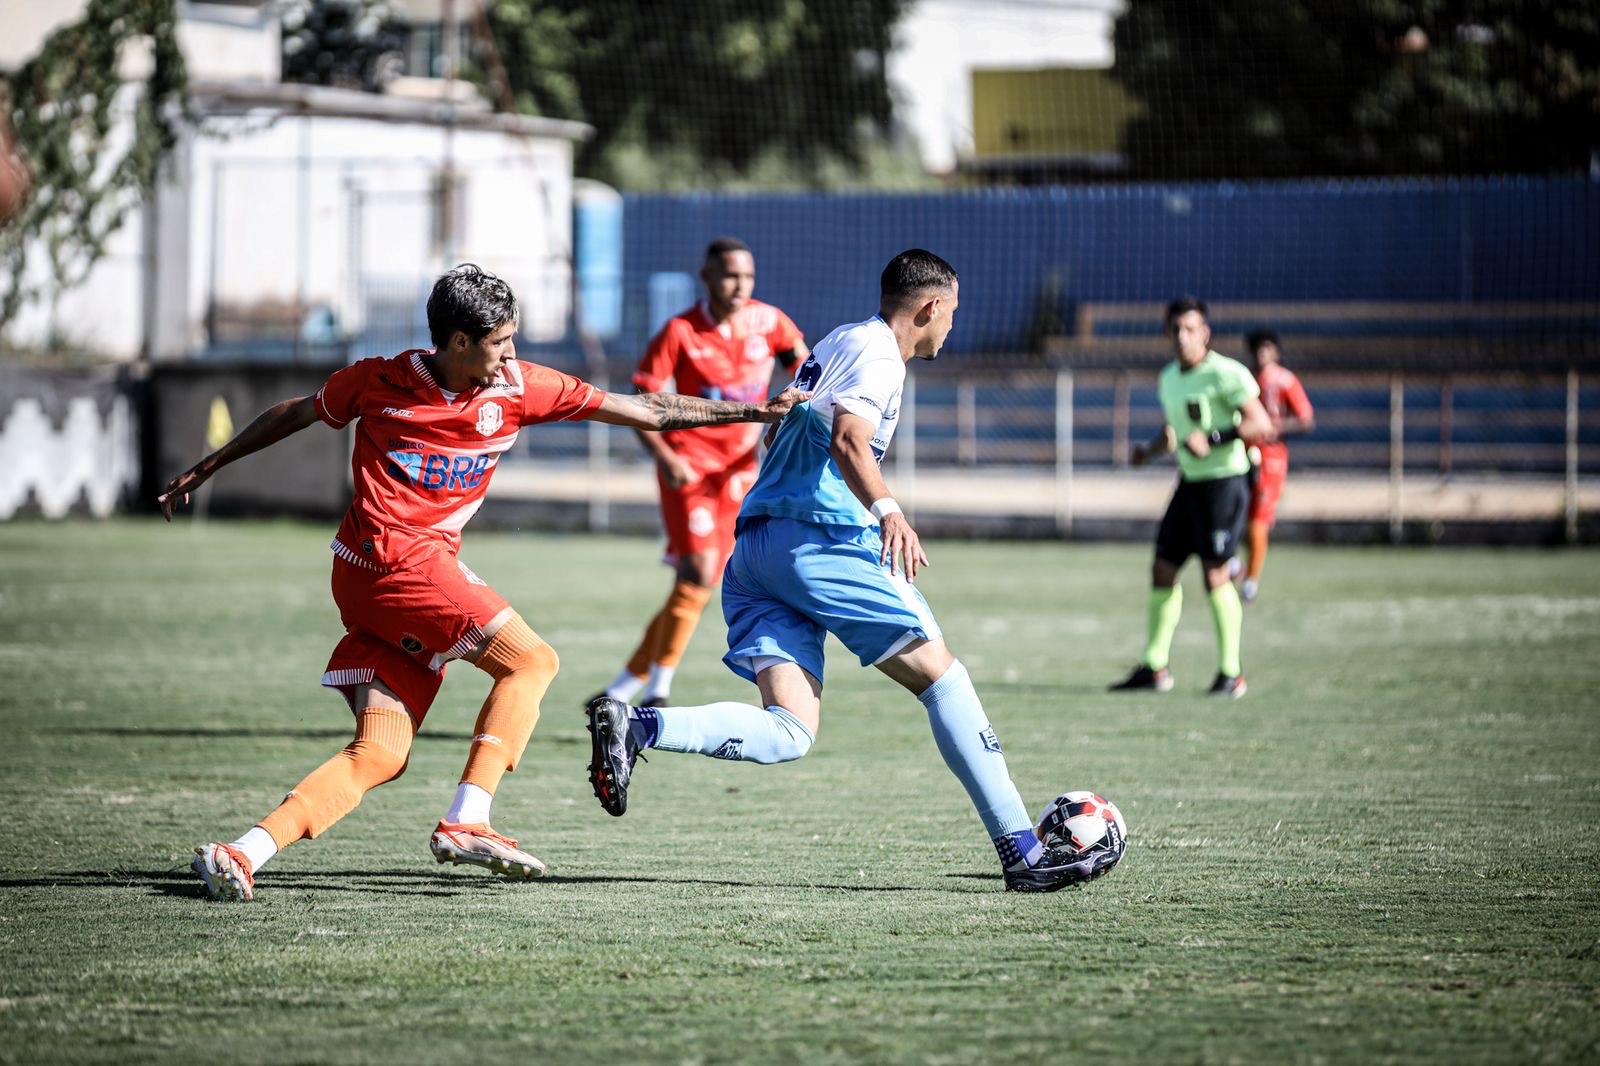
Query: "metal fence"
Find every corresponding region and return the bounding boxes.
[493,363,1596,543]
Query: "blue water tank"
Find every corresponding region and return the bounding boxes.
[573,179,623,339]
[648,272,696,337]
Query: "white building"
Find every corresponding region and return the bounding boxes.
[1,0,591,361]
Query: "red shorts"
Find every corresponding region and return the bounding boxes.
[324,550,511,722]
[1249,447,1290,526]
[658,456,757,571]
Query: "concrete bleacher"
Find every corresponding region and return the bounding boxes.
[1046,300,1600,371]
[1022,299,1600,476]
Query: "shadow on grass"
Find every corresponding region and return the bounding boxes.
[980,680,1120,699]
[51,726,473,743]
[0,868,986,897]
[51,727,587,747]
[548,873,935,892]
[0,868,479,900]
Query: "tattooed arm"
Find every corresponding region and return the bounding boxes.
[590,387,809,431]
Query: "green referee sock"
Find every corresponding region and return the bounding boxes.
[1143,585,1183,671]
[1208,582,1243,677]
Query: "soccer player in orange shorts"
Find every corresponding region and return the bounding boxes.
[159,264,806,901]
[592,238,807,708]
[1240,330,1315,604]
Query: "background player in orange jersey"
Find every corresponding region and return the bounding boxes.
[1240,330,1315,603]
[591,237,808,708]
[159,264,806,902]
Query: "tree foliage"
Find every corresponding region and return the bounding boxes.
[1,0,187,333]
[280,0,406,92]
[478,0,915,190]
[1112,0,1600,179]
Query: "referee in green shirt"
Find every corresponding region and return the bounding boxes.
[1111,297,1274,698]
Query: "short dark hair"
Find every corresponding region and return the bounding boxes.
[881,249,958,309]
[704,236,751,262]
[1164,296,1208,330]
[427,264,518,349]
[1245,329,1281,354]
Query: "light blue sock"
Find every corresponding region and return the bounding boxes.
[918,660,1041,870]
[653,702,815,764]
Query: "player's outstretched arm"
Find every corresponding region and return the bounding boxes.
[158,395,321,520]
[590,386,809,431]
[831,411,929,582]
[628,386,700,488]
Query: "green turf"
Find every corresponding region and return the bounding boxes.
[1,518,1596,1064]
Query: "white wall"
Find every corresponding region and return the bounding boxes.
[178,1,281,83]
[0,394,139,519]
[3,83,148,358]
[179,112,575,356]
[888,0,1123,174]
[0,0,277,77]
[0,0,90,71]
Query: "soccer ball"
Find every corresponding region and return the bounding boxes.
[1035,790,1128,879]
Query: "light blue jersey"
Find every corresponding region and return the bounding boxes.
[722,314,937,684]
[738,316,905,529]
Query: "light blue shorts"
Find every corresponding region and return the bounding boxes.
[722,515,942,685]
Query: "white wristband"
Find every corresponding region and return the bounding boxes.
[870,497,902,520]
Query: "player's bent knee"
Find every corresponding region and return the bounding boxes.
[476,615,560,682]
[756,732,812,764]
[518,637,559,680]
[751,705,814,764]
[349,737,410,787]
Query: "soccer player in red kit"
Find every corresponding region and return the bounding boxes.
[1241,330,1315,603]
[592,238,807,708]
[159,264,806,901]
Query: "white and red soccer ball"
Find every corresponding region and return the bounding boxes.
[1036,790,1128,876]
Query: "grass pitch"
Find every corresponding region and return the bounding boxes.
[1,519,1597,1065]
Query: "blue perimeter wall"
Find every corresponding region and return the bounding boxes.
[616,175,1599,357]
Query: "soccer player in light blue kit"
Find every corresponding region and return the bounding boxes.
[587,250,1116,891]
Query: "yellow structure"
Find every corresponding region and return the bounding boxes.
[971,68,1144,162]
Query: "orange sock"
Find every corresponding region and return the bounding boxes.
[1246,520,1269,581]
[460,615,559,795]
[258,705,415,848]
[656,581,713,669]
[625,608,669,678]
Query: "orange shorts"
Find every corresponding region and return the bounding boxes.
[323,551,511,722]
[1249,448,1290,526]
[658,457,757,571]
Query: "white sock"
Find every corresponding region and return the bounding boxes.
[445,782,493,825]
[606,667,646,702]
[231,826,279,873]
[641,664,676,701]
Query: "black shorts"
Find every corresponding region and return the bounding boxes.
[1155,474,1251,566]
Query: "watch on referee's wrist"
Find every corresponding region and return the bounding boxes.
[1208,426,1240,447]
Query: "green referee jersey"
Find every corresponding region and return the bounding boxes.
[1157,350,1260,482]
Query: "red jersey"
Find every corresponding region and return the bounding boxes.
[632,299,803,475]
[314,351,605,570]
[1254,361,1314,460]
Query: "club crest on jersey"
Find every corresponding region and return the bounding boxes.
[795,356,822,390]
[476,401,504,437]
[743,335,770,362]
[688,505,716,537]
